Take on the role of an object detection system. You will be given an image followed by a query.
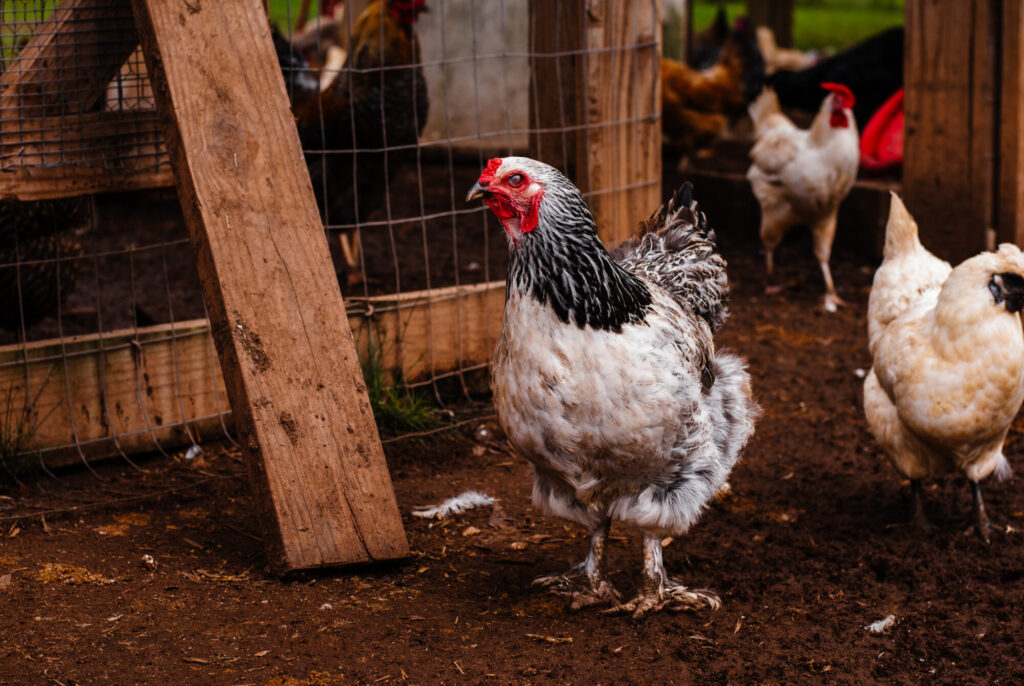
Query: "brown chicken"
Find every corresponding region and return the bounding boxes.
[278,0,429,278]
[661,16,763,154]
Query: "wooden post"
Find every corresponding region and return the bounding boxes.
[529,0,662,248]
[903,0,997,262]
[130,0,408,572]
[0,0,138,119]
[747,0,794,48]
[999,0,1024,247]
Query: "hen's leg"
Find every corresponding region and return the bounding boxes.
[967,480,992,543]
[764,248,783,295]
[909,479,933,530]
[607,533,720,618]
[532,518,621,609]
[812,212,846,312]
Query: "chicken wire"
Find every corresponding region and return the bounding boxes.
[0,0,660,486]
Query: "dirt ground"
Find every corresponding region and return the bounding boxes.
[4,168,1024,684]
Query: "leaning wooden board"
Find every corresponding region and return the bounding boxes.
[129,0,407,571]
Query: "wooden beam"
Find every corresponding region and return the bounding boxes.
[131,0,407,571]
[579,0,662,247]
[999,0,1024,247]
[0,281,506,469]
[0,0,138,119]
[527,0,583,177]
[0,320,230,466]
[529,0,662,248]
[903,0,995,262]
[747,0,795,49]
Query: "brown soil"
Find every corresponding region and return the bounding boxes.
[4,167,1024,685]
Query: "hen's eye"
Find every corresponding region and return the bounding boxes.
[508,173,524,187]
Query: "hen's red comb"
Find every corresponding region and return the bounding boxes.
[821,82,855,108]
[479,158,503,184]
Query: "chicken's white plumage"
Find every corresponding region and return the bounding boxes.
[469,157,756,615]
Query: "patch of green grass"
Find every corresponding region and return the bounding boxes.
[692,1,903,52]
[267,0,318,33]
[0,382,41,484]
[361,345,439,437]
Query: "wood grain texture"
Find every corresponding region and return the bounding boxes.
[747,0,795,48]
[0,320,231,467]
[130,0,407,571]
[999,0,1024,247]
[0,0,139,119]
[580,0,662,248]
[903,0,994,262]
[0,280,505,468]
[529,0,662,249]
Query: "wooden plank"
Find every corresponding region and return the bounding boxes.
[0,109,166,166]
[0,164,173,201]
[349,280,505,385]
[527,0,584,177]
[579,0,662,247]
[0,280,506,468]
[747,0,795,48]
[903,0,992,262]
[131,0,407,571]
[0,320,231,466]
[999,0,1024,247]
[0,0,138,119]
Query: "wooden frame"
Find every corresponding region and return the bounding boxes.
[903,0,1024,261]
[0,281,506,467]
[529,0,662,248]
[0,0,173,200]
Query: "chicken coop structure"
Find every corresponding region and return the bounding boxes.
[0,0,661,569]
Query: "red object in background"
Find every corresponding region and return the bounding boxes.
[860,88,904,170]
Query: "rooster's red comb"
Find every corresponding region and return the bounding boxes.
[821,82,855,108]
[479,158,503,184]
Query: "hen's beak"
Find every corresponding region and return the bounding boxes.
[466,181,488,203]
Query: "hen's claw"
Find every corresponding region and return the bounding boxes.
[532,564,622,609]
[823,292,847,312]
[605,582,720,618]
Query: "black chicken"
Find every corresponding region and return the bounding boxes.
[0,197,89,332]
[276,0,429,278]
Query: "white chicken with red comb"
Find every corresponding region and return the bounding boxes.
[467,157,758,617]
[747,82,859,311]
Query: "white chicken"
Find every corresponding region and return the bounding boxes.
[467,157,757,616]
[747,83,859,311]
[864,194,1024,541]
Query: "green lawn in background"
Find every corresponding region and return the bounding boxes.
[692,0,903,52]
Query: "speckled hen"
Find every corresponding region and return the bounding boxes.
[467,157,758,616]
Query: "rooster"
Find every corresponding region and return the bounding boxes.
[467,157,757,617]
[864,195,1024,542]
[747,83,858,312]
[279,0,429,279]
[661,16,764,155]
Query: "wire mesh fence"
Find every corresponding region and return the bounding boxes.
[0,0,660,488]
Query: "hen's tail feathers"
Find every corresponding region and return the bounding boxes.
[707,352,759,477]
[748,87,781,135]
[884,192,924,259]
[994,453,1014,482]
[612,183,729,332]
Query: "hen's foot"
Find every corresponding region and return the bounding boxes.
[532,565,622,609]
[822,292,848,312]
[964,511,993,543]
[966,480,993,543]
[605,581,721,619]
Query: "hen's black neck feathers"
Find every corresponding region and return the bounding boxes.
[507,183,652,332]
